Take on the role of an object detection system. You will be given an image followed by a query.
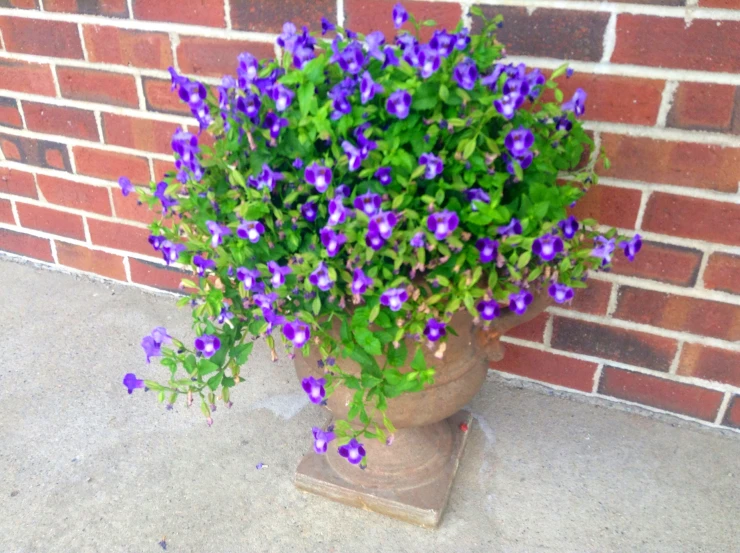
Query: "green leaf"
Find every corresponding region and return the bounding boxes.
[353,327,383,356]
[386,341,408,367]
[198,360,219,376]
[369,303,380,323]
[462,138,477,160]
[340,319,351,344]
[554,88,564,103]
[233,341,254,365]
[517,251,532,269]
[469,5,484,17]
[551,63,569,80]
[312,296,321,316]
[410,347,426,372]
[298,82,315,117]
[439,84,449,102]
[183,354,197,374]
[207,372,223,391]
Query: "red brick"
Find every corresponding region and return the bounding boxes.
[611,241,702,287]
[569,184,642,230]
[642,193,740,247]
[0,167,37,199]
[102,113,180,155]
[678,343,740,387]
[83,25,172,70]
[0,0,39,7]
[733,89,740,136]
[704,253,740,295]
[16,202,85,240]
[0,133,72,172]
[0,59,56,96]
[55,241,126,280]
[476,6,609,62]
[563,279,612,316]
[113,193,159,224]
[0,97,22,128]
[667,82,736,132]
[73,147,151,185]
[36,174,112,216]
[231,0,335,33]
[599,134,740,193]
[177,37,275,77]
[153,159,176,181]
[614,287,740,342]
[133,0,225,27]
[142,78,191,115]
[0,227,52,261]
[723,395,740,430]
[0,199,13,224]
[346,0,461,41]
[87,218,152,256]
[599,366,723,421]
[613,15,740,73]
[22,101,99,141]
[57,67,139,108]
[492,344,597,392]
[506,312,549,342]
[45,0,128,17]
[0,17,83,58]
[701,0,740,6]
[129,257,188,292]
[551,317,677,372]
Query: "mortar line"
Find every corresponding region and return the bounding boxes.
[78,23,89,62]
[82,216,92,244]
[695,250,712,289]
[126,0,133,19]
[600,13,617,63]
[134,74,147,111]
[49,238,59,264]
[714,392,732,425]
[148,157,156,182]
[122,255,133,282]
[93,110,104,143]
[606,283,620,316]
[67,144,77,174]
[50,63,62,98]
[668,341,684,375]
[337,0,345,26]
[107,186,117,218]
[591,363,604,394]
[543,315,554,347]
[656,81,679,128]
[633,190,650,230]
[9,199,20,226]
[223,0,232,30]
[0,28,6,51]
[594,178,740,204]
[16,99,27,129]
[169,33,181,73]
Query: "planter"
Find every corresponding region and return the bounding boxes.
[294,292,550,527]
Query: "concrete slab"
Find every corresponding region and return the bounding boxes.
[0,258,738,553]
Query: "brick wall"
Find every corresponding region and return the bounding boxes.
[0,0,738,432]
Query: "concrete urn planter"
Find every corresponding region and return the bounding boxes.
[294,293,550,527]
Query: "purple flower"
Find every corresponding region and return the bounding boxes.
[556,116,573,133]
[342,141,364,171]
[236,93,261,120]
[453,58,478,90]
[354,192,382,216]
[293,158,304,169]
[375,166,392,186]
[338,438,366,465]
[160,240,185,265]
[270,84,294,112]
[149,235,165,251]
[368,211,398,240]
[360,71,384,104]
[254,292,278,310]
[477,299,500,321]
[548,283,574,304]
[236,267,261,290]
[494,92,524,120]
[382,46,400,68]
[476,238,499,263]
[216,303,234,325]
[558,216,579,239]
[365,31,386,60]
[154,181,178,212]
[410,232,425,248]
[419,153,444,179]
[193,255,216,276]
[277,22,298,52]
[562,88,587,117]
[178,80,207,107]
[312,427,336,454]
[118,176,133,196]
[123,373,145,394]
[264,112,289,139]
[335,183,350,199]
[267,261,292,287]
[354,123,377,155]
[386,89,411,120]
[505,128,535,158]
[455,28,470,50]
[430,29,455,57]
[141,327,171,363]
[172,129,203,182]
[249,164,283,192]
[328,81,353,120]
[206,220,231,248]
[309,261,334,291]
[302,376,326,404]
[427,210,459,240]
[380,287,408,312]
[498,218,523,237]
[283,320,311,348]
[532,233,564,262]
[396,32,416,51]
[620,234,642,262]
[301,201,318,222]
[262,308,286,335]
[237,220,265,243]
[327,197,349,226]
[237,52,259,84]
[366,232,385,250]
[195,334,221,358]
[466,188,490,211]
[320,227,347,257]
[351,268,373,295]
[305,162,333,193]
[418,45,441,79]
[392,3,408,28]
[526,69,546,98]
[338,42,365,75]
[424,318,446,342]
[509,290,533,316]
[566,67,575,78]
[592,235,616,266]
[321,17,335,35]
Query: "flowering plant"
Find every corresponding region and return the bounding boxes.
[121,5,641,468]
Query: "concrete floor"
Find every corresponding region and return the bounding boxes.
[0,258,738,553]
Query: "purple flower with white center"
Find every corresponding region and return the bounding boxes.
[509,290,533,316]
[277,22,298,52]
[549,283,574,304]
[620,234,642,262]
[410,232,425,248]
[195,334,221,358]
[556,116,573,133]
[160,240,185,265]
[338,42,365,75]
[351,268,373,295]
[154,181,178,212]
[386,89,412,120]
[466,188,490,211]
[558,216,579,239]
[338,438,366,465]
[237,52,259,84]
[270,84,294,112]
[532,233,564,262]
[249,164,283,192]
[427,210,459,240]
[503,76,530,99]
[382,46,400,68]
[283,320,311,348]
[368,210,398,240]
[118,176,133,196]
[254,292,278,310]
[526,69,546,98]
[304,162,332,193]
[327,197,349,226]
[365,31,386,60]
[216,303,234,325]
[342,141,364,171]
[172,129,202,182]
[335,184,351,198]
[375,167,392,185]
[505,128,535,158]
[301,201,318,222]
[149,235,165,251]
[455,28,470,50]
[267,261,292,287]
[309,261,334,291]
[354,123,377,155]
[360,71,384,104]
[123,373,145,394]
[494,92,524,120]
[328,84,352,120]
[430,30,455,58]
[423,318,446,342]
[178,80,207,107]
[169,66,188,91]
[312,427,335,454]
[264,112,289,139]
[206,220,231,248]
[592,235,616,266]
[320,227,347,257]
[562,88,587,117]
[419,153,444,180]
[418,45,441,79]
[366,232,385,250]
[481,63,507,90]
[476,238,499,263]
[354,191,382,216]
[141,326,171,363]
[392,3,408,28]
[193,255,216,276]
[237,220,265,243]
[262,308,286,335]
[477,299,500,321]
[498,218,523,236]
[236,267,261,290]
[302,376,326,404]
[292,26,317,69]
[396,32,416,51]
[380,287,408,312]
[236,93,261,120]
[321,17,335,35]
[453,58,479,90]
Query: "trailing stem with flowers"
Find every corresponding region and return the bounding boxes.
[120,4,641,468]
